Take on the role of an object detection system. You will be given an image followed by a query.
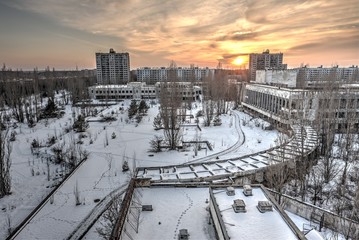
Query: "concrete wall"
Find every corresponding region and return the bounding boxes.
[255,70,298,87]
[268,190,359,239]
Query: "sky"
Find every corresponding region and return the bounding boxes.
[0,0,358,70]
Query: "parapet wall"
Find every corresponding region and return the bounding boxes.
[268,189,359,239]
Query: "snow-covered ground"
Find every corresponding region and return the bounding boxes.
[286,210,346,240]
[1,99,280,239]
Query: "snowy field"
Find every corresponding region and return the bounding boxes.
[1,99,281,239]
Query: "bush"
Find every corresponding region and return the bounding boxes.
[213,116,222,126]
[31,139,40,148]
[196,110,204,118]
[73,115,89,132]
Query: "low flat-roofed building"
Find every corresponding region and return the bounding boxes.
[209,186,304,240]
[88,82,202,101]
[114,183,305,240]
[117,186,216,240]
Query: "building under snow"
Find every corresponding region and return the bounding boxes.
[88,82,202,101]
[111,181,307,240]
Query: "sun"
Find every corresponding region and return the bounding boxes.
[232,57,245,66]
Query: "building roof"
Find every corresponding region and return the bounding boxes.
[211,186,299,240]
[118,184,303,240]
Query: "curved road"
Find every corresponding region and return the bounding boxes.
[184,110,245,164]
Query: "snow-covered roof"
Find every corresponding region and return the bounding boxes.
[211,186,299,240]
[305,229,325,240]
[119,185,302,240]
[121,186,213,240]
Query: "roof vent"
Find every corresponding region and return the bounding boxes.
[257,201,272,213]
[142,205,153,211]
[232,199,246,213]
[226,187,235,196]
[178,229,189,239]
[243,185,252,196]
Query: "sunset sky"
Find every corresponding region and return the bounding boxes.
[0,0,358,70]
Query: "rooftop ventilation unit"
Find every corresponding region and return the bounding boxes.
[257,201,273,213]
[243,185,253,196]
[142,205,153,211]
[178,229,189,239]
[232,199,246,213]
[226,186,235,196]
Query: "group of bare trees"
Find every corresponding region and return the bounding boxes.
[266,72,359,223]
[152,61,248,150]
[0,126,12,197]
[157,62,183,150]
[0,66,95,197]
[0,66,95,126]
[202,67,246,126]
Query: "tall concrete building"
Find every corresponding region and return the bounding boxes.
[249,50,286,81]
[96,49,130,85]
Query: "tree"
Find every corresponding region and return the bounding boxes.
[96,195,122,239]
[265,163,290,205]
[138,100,149,115]
[149,135,163,152]
[0,127,12,197]
[153,113,163,130]
[213,115,222,126]
[265,133,291,204]
[128,99,138,119]
[73,115,89,132]
[158,61,183,150]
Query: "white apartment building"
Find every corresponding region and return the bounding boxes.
[96,49,130,85]
[254,66,359,89]
[296,65,359,87]
[88,82,202,101]
[249,50,287,81]
[136,66,213,84]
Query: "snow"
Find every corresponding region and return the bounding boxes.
[285,211,346,240]
[213,187,297,240]
[1,98,282,239]
[305,229,325,240]
[121,187,216,240]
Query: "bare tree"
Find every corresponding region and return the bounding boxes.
[0,122,12,197]
[149,135,163,153]
[96,195,122,239]
[74,180,81,206]
[159,61,183,150]
[265,133,290,204]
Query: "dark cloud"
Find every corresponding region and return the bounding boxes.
[222,53,249,59]
[216,32,258,41]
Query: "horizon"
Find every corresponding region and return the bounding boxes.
[0,0,358,70]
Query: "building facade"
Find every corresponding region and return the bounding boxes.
[242,83,359,131]
[136,67,213,84]
[88,82,201,101]
[96,49,130,85]
[254,66,359,88]
[296,65,359,88]
[249,50,287,81]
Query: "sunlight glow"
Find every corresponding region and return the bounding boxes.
[232,57,244,66]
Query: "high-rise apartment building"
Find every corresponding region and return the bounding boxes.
[249,50,286,81]
[96,49,130,85]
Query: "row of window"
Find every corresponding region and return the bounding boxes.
[93,90,157,94]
